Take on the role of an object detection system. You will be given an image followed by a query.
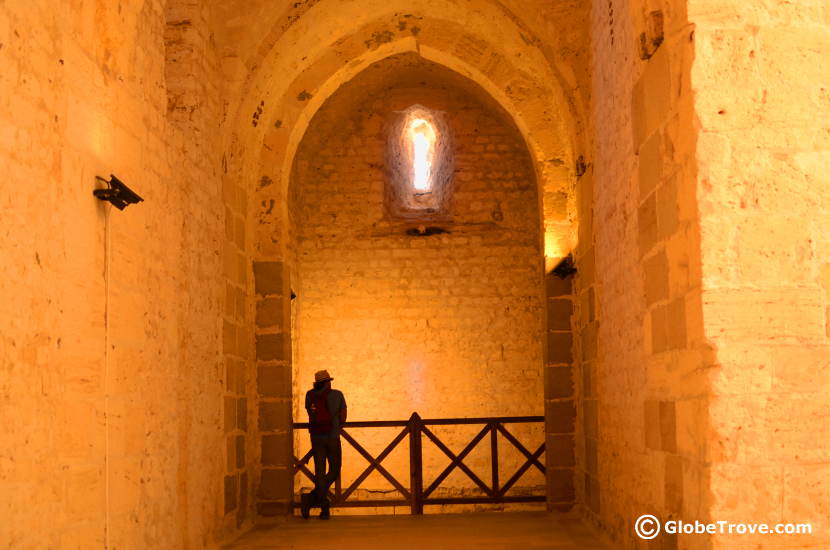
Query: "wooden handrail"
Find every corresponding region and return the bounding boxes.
[292,415,544,429]
[292,413,545,514]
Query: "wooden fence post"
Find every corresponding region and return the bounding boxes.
[408,412,424,514]
[490,421,499,497]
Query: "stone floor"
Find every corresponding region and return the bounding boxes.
[224,512,614,550]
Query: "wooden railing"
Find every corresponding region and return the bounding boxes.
[292,413,546,514]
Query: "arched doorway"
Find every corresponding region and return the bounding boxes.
[286,52,548,513]
[237,10,586,519]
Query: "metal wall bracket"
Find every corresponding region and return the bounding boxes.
[93,175,144,210]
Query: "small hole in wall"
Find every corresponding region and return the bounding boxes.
[406,226,449,237]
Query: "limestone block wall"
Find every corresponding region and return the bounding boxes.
[690,1,830,548]
[218,69,258,536]
[288,54,550,504]
[166,0,262,535]
[0,1,231,547]
[545,274,577,511]
[573,164,602,517]
[221,161,256,531]
[583,1,709,548]
[585,1,830,549]
[253,261,294,516]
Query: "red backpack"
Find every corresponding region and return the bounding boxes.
[309,389,333,435]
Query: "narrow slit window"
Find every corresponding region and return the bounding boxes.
[386,105,453,219]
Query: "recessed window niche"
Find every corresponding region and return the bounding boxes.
[386,104,453,219]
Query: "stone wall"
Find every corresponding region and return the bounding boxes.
[545,273,577,511]
[253,260,294,516]
[286,54,551,506]
[583,0,710,548]
[0,1,229,547]
[584,0,830,549]
[690,1,830,548]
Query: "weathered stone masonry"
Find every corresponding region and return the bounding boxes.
[254,260,294,516]
[288,53,551,505]
[1,1,827,549]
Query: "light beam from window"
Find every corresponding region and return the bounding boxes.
[408,118,435,191]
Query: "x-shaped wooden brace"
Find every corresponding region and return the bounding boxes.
[422,424,494,498]
[293,449,337,502]
[339,427,412,502]
[496,423,545,497]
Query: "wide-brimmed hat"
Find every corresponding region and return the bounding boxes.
[314,370,333,383]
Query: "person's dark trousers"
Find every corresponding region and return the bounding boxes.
[311,433,342,506]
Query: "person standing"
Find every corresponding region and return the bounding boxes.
[301,369,347,519]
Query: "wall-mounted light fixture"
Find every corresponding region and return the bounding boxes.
[93,175,144,210]
[552,254,577,279]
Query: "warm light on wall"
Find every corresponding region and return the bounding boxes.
[406,357,427,410]
[544,256,558,274]
[544,230,577,274]
[544,235,564,273]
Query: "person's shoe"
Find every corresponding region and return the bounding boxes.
[300,492,311,519]
[319,502,330,520]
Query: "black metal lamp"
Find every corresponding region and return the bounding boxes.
[552,254,577,279]
[93,175,144,210]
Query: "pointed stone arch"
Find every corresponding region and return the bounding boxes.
[221,6,591,515]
